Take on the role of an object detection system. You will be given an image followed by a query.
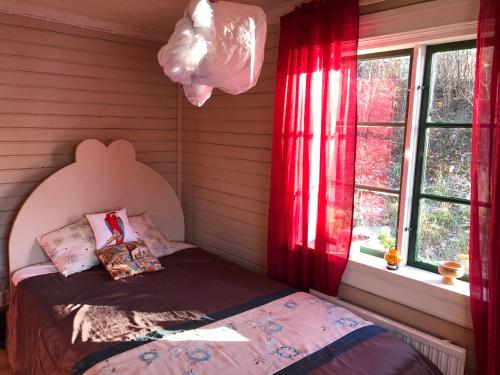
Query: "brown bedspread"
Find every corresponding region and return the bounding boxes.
[7,248,441,375]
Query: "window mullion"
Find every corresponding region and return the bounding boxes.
[398,45,426,265]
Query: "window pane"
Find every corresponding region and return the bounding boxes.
[427,48,476,124]
[356,126,405,190]
[353,189,399,251]
[357,55,411,123]
[423,128,472,199]
[416,199,470,272]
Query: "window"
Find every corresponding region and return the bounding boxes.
[407,41,476,275]
[352,41,477,278]
[353,50,412,257]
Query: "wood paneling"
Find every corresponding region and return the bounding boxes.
[181,28,278,273]
[0,13,178,305]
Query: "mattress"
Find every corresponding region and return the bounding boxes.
[8,248,441,374]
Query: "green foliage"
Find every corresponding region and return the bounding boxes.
[378,232,396,250]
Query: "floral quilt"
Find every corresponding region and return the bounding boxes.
[84,292,381,375]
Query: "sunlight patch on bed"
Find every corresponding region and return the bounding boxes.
[58,304,206,343]
[164,326,250,343]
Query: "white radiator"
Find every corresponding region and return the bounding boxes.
[311,290,467,375]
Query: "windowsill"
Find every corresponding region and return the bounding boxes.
[350,251,470,296]
[343,251,472,328]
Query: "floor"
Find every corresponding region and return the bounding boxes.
[0,351,12,375]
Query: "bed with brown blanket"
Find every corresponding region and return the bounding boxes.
[8,247,441,375]
[7,141,442,374]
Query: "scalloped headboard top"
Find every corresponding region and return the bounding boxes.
[8,139,184,273]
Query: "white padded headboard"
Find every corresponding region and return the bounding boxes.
[8,139,184,273]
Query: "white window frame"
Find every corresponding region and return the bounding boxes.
[343,0,478,328]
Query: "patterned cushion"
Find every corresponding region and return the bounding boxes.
[94,240,163,280]
[37,218,99,276]
[129,213,195,258]
[86,208,137,249]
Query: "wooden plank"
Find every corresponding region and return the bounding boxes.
[183,131,272,149]
[185,207,267,242]
[0,128,177,142]
[183,93,274,109]
[187,229,266,268]
[182,142,271,163]
[266,31,280,49]
[0,99,176,118]
[264,47,278,64]
[0,225,10,240]
[184,236,266,274]
[183,162,270,191]
[0,182,38,198]
[0,69,176,96]
[268,23,280,34]
[0,196,23,212]
[0,12,161,49]
[182,192,268,230]
[147,161,178,174]
[185,184,268,215]
[0,140,176,156]
[0,38,158,72]
[0,114,176,129]
[260,63,277,79]
[183,173,269,203]
[210,77,275,96]
[0,23,157,60]
[160,173,178,190]
[0,211,16,225]
[0,84,172,107]
[182,152,270,176]
[182,119,273,135]
[0,154,72,170]
[0,54,167,85]
[0,168,57,184]
[187,216,266,254]
[245,77,276,94]
[183,107,274,122]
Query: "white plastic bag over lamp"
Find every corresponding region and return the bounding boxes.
[157,0,267,107]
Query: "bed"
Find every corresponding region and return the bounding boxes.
[7,140,442,374]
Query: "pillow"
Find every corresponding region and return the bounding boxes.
[37,218,99,276]
[86,208,137,249]
[94,240,163,280]
[129,213,196,258]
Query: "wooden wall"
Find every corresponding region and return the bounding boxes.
[0,12,178,305]
[181,23,279,273]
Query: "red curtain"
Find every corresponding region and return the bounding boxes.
[267,0,358,296]
[470,0,500,374]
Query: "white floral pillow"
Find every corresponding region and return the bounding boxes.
[37,218,99,276]
[129,213,195,258]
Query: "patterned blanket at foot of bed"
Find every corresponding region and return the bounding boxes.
[83,291,385,374]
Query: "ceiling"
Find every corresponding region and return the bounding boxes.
[0,0,432,41]
[0,0,294,41]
